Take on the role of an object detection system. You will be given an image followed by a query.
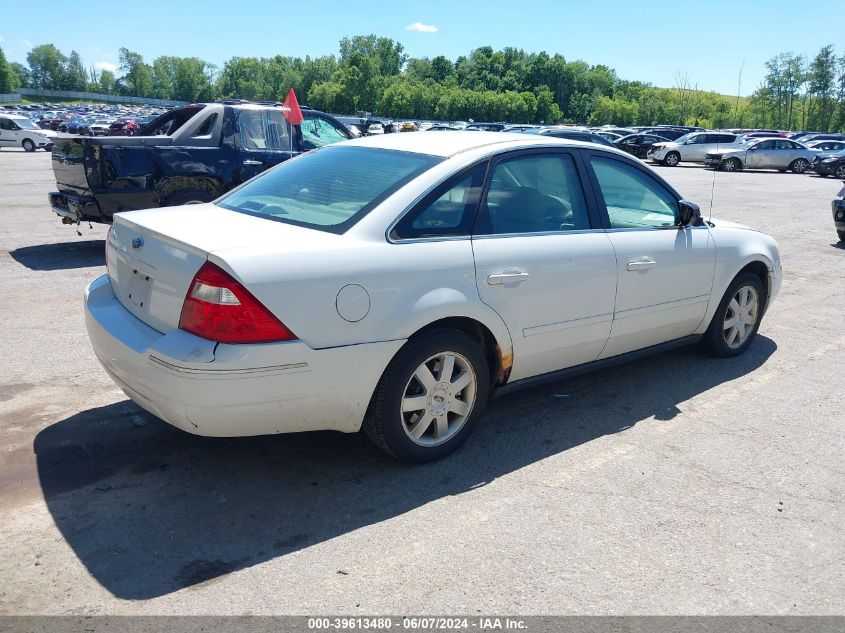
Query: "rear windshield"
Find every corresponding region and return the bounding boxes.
[217,146,442,233]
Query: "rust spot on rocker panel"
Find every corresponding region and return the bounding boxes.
[495,344,513,385]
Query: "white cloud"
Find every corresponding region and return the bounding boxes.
[93,61,119,73]
[21,39,33,49]
[405,22,438,33]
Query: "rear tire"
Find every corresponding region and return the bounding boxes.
[702,272,766,358]
[835,165,845,179]
[363,329,490,463]
[789,158,810,174]
[163,188,216,207]
[838,230,845,243]
[22,139,36,152]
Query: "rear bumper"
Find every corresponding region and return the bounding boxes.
[49,191,102,223]
[84,274,404,437]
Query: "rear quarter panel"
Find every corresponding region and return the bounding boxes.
[212,237,513,357]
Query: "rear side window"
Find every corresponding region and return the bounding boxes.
[590,156,678,229]
[393,163,486,240]
[217,146,442,234]
[193,113,218,137]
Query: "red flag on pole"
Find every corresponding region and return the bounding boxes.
[281,88,304,126]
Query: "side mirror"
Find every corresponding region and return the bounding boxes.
[678,199,702,227]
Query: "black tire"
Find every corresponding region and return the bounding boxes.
[835,165,845,179]
[363,329,490,463]
[663,151,680,167]
[722,157,741,172]
[163,188,216,207]
[21,139,36,152]
[838,230,845,243]
[789,158,810,174]
[702,272,766,358]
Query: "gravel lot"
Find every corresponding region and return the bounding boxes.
[0,147,842,615]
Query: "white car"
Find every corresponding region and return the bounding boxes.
[85,133,782,462]
[0,114,55,151]
[650,132,743,166]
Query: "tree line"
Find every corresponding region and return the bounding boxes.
[1,37,844,131]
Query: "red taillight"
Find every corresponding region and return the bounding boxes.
[178,261,296,344]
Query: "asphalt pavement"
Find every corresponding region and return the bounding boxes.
[0,148,842,615]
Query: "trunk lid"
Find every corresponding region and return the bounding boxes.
[51,137,96,197]
[108,204,342,333]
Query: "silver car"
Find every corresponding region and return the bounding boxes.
[704,138,817,173]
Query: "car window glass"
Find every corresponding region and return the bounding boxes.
[301,114,349,150]
[0,118,12,130]
[481,153,589,235]
[590,156,678,229]
[775,140,794,150]
[193,113,218,137]
[755,140,775,150]
[393,163,486,240]
[217,146,441,234]
[237,109,290,150]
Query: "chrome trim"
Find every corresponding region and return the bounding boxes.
[523,312,613,338]
[149,355,309,376]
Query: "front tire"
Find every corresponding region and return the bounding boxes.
[702,272,766,357]
[363,329,490,463]
[663,152,680,167]
[790,158,810,174]
[838,230,845,243]
[22,139,36,152]
[835,165,845,179]
[722,157,741,172]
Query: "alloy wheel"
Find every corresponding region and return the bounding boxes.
[665,152,680,166]
[400,351,477,447]
[723,285,759,349]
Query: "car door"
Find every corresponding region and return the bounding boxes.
[584,153,716,358]
[681,133,711,161]
[0,117,14,147]
[235,108,297,182]
[471,150,618,381]
[745,140,775,168]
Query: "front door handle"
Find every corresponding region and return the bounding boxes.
[243,159,263,166]
[487,272,530,285]
[626,259,656,271]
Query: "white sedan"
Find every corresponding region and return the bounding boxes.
[85,132,782,462]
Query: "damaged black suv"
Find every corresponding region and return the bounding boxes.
[48,102,351,225]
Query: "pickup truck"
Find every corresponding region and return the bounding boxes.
[48,102,352,225]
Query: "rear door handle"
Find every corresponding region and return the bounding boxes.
[487,272,530,285]
[626,259,656,271]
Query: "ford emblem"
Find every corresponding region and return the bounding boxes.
[131,237,144,249]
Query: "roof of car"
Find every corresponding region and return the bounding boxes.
[341,130,603,158]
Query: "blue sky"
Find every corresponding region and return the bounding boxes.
[0,0,839,96]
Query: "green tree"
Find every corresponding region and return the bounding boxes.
[118,47,153,96]
[27,44,67,89]
[64,51,88,91]
[0,46,15,93]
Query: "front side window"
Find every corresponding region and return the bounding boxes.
[0,118,13,130]
[480,153,590,235]
[754,140,776,150]
[237,109,290,150]
[393,163,487,240]
[217,146,442,233]
[591,156,678,229]
[300,114,349,150]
